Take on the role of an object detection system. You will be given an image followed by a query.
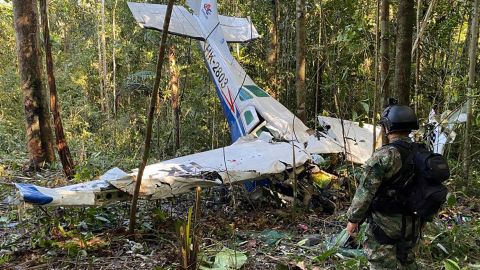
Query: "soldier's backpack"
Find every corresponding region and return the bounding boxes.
[371,140,450,221]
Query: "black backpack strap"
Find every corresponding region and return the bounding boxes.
[388,140,416,184]
[375,140,417,196]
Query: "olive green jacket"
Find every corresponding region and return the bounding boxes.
[346,137,420,239]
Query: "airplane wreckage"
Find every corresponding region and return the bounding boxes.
[10,0,467,208]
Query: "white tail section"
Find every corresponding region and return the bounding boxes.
[186,0,201,14]
[128,2,259,43]
[127,0,309,143]
[197,0,220,34]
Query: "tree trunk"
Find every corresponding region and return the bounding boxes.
[129,0,175,235]
[267,0,280,98]
[463,0,479,181]
[169,46,180,152]
[39,0,75,178]
[295,0,306,122]
[96,2,105,112]
[100,0,109,114]
[373,0,380,153]
[13,0,55,169]
[412,0,437,56]
[112,0,118,114]
[414,0,422,113]
[394,0,415,105]
[380,0,390,108]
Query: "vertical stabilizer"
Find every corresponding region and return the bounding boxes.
[196,0,232,61]
[196,0,220,35]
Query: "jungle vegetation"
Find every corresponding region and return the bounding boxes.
[0,0,479,269]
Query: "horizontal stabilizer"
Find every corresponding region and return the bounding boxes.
[219,15,259,43]
[128,2,204,40]
[127,2,259,43]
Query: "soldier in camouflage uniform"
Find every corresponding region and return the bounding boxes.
[345,104,421,270]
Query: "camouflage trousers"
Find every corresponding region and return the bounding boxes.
[363,224,418,270]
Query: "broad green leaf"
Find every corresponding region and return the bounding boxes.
[200,248,247,270]
[444,259,461,270]
[359,101,369,114]
[315,248,337,262]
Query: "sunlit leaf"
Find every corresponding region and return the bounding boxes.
[444,259,461,270]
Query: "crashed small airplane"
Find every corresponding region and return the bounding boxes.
[11,0,461,207]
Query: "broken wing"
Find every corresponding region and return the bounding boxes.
[14,138,309,206]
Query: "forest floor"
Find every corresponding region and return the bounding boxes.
[1,166,480,270]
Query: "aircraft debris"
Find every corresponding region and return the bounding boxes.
[8,0,461,208]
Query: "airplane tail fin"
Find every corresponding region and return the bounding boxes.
[192,0,221,35]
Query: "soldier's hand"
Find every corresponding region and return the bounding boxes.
[346,222,358,236]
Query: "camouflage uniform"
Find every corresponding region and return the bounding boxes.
[347,137,421,270]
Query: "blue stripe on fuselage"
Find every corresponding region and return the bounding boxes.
[213,86,245,141]
[200,42,245,142]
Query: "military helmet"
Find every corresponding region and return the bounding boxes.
[379,105,419,134]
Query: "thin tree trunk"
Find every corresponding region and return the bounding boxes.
[129,0,175,235]
[463,0,479,181]
[96,2,105,112]
[13,0,55,169]
[394,0,415,105]
[267,0,280,98]
[380,0,390,108]
[411,0,437,56]
[414,0,422,113]
[295,0,306,122]
[100,0,109,114]
[39,0,75,178]
[169,46,180,152]
[373,0,380,153]
[314,1,324,131]
[112,0,118,114]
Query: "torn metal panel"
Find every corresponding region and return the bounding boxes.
[427,105,467,155]
[317,116,382,164]
[108,137,310,199]
[305,133,344,155]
